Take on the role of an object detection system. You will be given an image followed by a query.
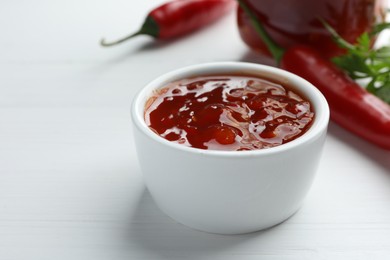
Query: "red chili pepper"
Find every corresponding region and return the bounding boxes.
[281,46,390,149]
[101,0,235,47]
[238,0,390,149]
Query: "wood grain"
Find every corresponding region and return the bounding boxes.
[1,1,389,259]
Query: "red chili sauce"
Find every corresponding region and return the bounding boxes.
[144,75,314,151]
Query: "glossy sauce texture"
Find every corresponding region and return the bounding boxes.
[237,0,386,59]
[145,75,314,151]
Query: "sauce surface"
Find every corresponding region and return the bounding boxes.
[145,75,314,151]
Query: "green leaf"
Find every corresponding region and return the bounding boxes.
[375,46,390,59]
[370,22,390,36]
[325,22,390,104]
[366,78,377,93]
[333,54,373,78]
[356,33,370,52]
[371,83,390,104]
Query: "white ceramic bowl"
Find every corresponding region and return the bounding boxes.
[131,62,329,234]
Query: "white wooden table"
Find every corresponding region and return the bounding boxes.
[1,1,389,259]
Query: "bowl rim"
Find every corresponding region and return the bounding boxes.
[131,61,329,157]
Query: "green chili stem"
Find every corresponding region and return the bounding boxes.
[237,0,285,63]
[100,31,144,47]
[320,19,356,51]
[100,16,159,47]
